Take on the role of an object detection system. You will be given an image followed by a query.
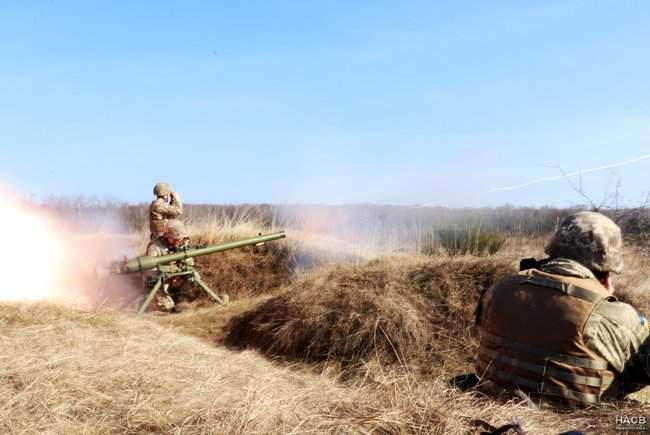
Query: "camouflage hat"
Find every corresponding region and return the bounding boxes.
[153,182,171,197]
[164,220,188,240]
[545,211,624,274]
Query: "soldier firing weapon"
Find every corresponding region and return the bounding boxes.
[105,227,286,314]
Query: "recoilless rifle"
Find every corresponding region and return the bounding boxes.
[107,231,286,314]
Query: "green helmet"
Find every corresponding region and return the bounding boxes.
[153,182,171,197]
[545,211,624,274]
[164,220,188,240]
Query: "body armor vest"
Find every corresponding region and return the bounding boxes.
[477,268,617,405]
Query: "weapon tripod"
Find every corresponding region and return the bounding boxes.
[139,267,229,314]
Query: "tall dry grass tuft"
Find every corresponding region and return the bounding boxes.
[185,204,279,244]
[225,255,513,377]
[422,226,507,257]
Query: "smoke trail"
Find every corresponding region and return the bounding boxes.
[487,153,650,193]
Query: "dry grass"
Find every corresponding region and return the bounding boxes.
[216,246,650,434]
[4,215,650,434]
[2,302,637,434]
[225,255,513,378]
[156,295,278,345]
[612,244,650,313]
[0,302,442,434]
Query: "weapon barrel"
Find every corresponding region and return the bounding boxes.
[120,231,286,274]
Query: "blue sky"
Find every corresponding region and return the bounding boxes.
[1,1,649,207]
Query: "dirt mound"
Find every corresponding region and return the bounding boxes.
[225,255,514,375]
[214,254,642,433]
[172,231,293,306]
[191,243,292,300]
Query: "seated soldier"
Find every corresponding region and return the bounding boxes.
[143,220,192,312]
[476,211,650,407]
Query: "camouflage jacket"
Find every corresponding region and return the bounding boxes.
[143,238,171,286]
[149,193,183,237]
[143,238,194,285]
[539,258,650,379]
[146,238,172,257]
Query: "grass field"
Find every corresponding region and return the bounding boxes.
[2,210,650,434]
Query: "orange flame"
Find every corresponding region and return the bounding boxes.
[0,191,69,302]
[0,187,138,308]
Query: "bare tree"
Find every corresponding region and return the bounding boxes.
[552,166,650,241]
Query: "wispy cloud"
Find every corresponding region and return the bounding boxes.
[488,153,650,193]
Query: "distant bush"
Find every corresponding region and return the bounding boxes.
[619,209,650,243]
[421,226,507,257]
[419,230,439,256]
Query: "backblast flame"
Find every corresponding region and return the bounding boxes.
[0,187,139,308]
[0,193,68,302]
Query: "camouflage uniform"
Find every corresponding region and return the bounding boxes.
[545,212,624,274]
[540,258,649,380]
[542,213,649,382]
[143,221,192,312]
[149,183,183,240]
[476,212,650,406]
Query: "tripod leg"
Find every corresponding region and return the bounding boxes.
[138,277,163,315]
[193,272,229,305]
